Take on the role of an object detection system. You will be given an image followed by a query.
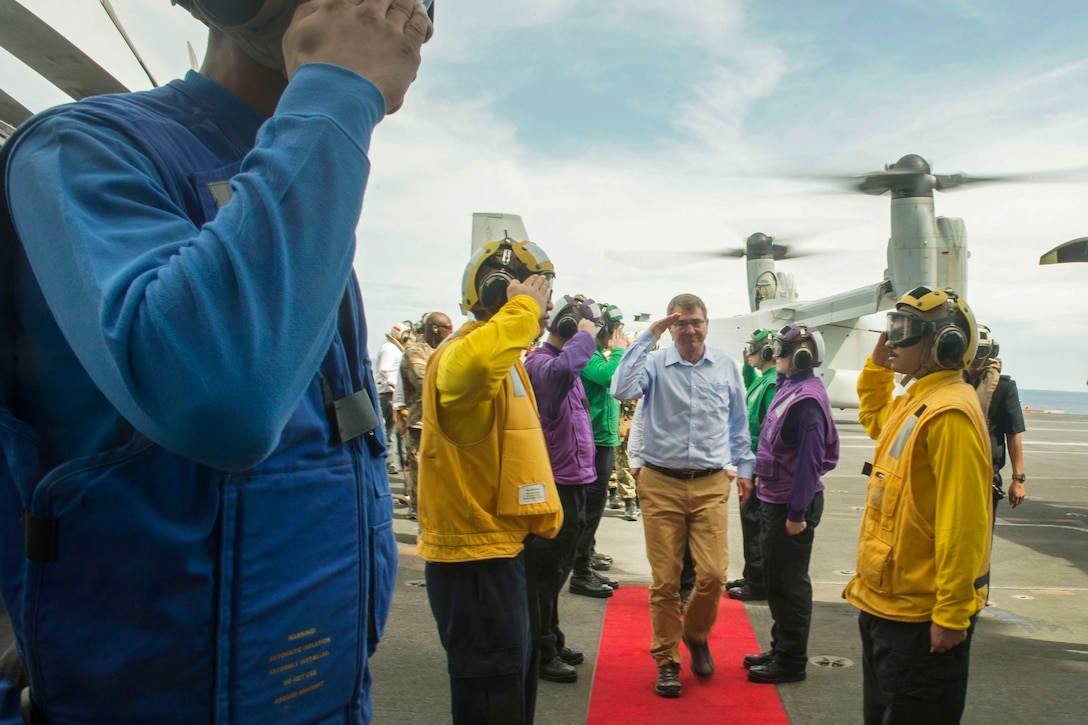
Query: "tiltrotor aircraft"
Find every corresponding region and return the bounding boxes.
[606,154,1067,408]
[476,149,1004,408]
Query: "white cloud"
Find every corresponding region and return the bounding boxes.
[7,0,1088,392]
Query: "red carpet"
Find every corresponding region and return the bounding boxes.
[587,586,789,724]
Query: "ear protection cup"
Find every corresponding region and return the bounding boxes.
[760,344,775,362]
[548,294,601,340]
[792,345,813,371]
[773,323,824,371]
[933,325,968,369]
[554,313,580,340]
[477,270,514,317]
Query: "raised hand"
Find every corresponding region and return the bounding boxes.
[283,0,433,114]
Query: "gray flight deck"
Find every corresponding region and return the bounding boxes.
[374,410,1088,724]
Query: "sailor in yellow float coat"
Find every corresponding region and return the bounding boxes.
[847,356,993,629]
[417,294,562,561]
[844,285,992,725]
[418,239,562,725]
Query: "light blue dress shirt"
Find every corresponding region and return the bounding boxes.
[611,329,755,478]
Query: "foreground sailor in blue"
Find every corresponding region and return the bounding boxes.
[0,1,432,722]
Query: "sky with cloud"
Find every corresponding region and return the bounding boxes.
[4,0,1088,394]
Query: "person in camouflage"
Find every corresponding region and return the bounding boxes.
[397,312,453,518]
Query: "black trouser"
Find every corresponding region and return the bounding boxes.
[859,610,977,725]
[524,484,586,661]
[573,446,613,572]
[738,493,764,588]
[760,491,822,672]
[426,556,539,725]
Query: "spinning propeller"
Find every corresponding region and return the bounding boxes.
[605,232,821,270]
[832,153,1087,198]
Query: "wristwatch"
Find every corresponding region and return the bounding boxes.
[1012,474,1026,483]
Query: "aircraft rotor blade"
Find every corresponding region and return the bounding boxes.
[603,249,742,270]
[1040,236,1088,265]
[935,168,1088,191]
[0,0,129,101]
[0,87,33,132]
[100,0,158,88]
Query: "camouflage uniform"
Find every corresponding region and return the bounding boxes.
[611,399,638,500]
[399,338,435,509]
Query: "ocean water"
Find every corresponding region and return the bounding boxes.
[1019,388,1088,416]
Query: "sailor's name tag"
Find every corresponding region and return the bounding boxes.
[518,483,548,505]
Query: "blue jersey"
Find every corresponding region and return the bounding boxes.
[0,65,395,723]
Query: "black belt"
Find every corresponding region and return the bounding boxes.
[643,462,723,480]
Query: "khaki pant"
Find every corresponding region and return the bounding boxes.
[638,467,730,666]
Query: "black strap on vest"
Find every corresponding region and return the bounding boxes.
[322,291,381,444]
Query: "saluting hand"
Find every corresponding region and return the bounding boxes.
[609,326,627,350]
[649,312,681,338]
[871,331,892,370]
[284,0,434,114]
[506,274,551,313]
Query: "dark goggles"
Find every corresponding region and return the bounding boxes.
[770,324,807,358]
[973,342,994,361]
[886,311,930,347]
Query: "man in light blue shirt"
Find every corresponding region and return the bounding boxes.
[611,293,754,699]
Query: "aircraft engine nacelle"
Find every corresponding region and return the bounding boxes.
[935,216,968,299]
[887,196,940,298]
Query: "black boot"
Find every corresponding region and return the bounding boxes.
[540,656,578,683]
[593,569,620,590]
[569,570,613,598]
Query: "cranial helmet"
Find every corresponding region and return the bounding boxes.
[974,324,1000,362]
[460,238,555,317]
[746,328,774,362]
[548,295,603,340]
[886,285,978,377]
[599,304,624,330]
[173,1,435,70]
[594,303,623,344]
[771,323,824,370]
[172,0,301,70]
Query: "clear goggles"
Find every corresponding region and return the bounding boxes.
[885,311,930,347]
